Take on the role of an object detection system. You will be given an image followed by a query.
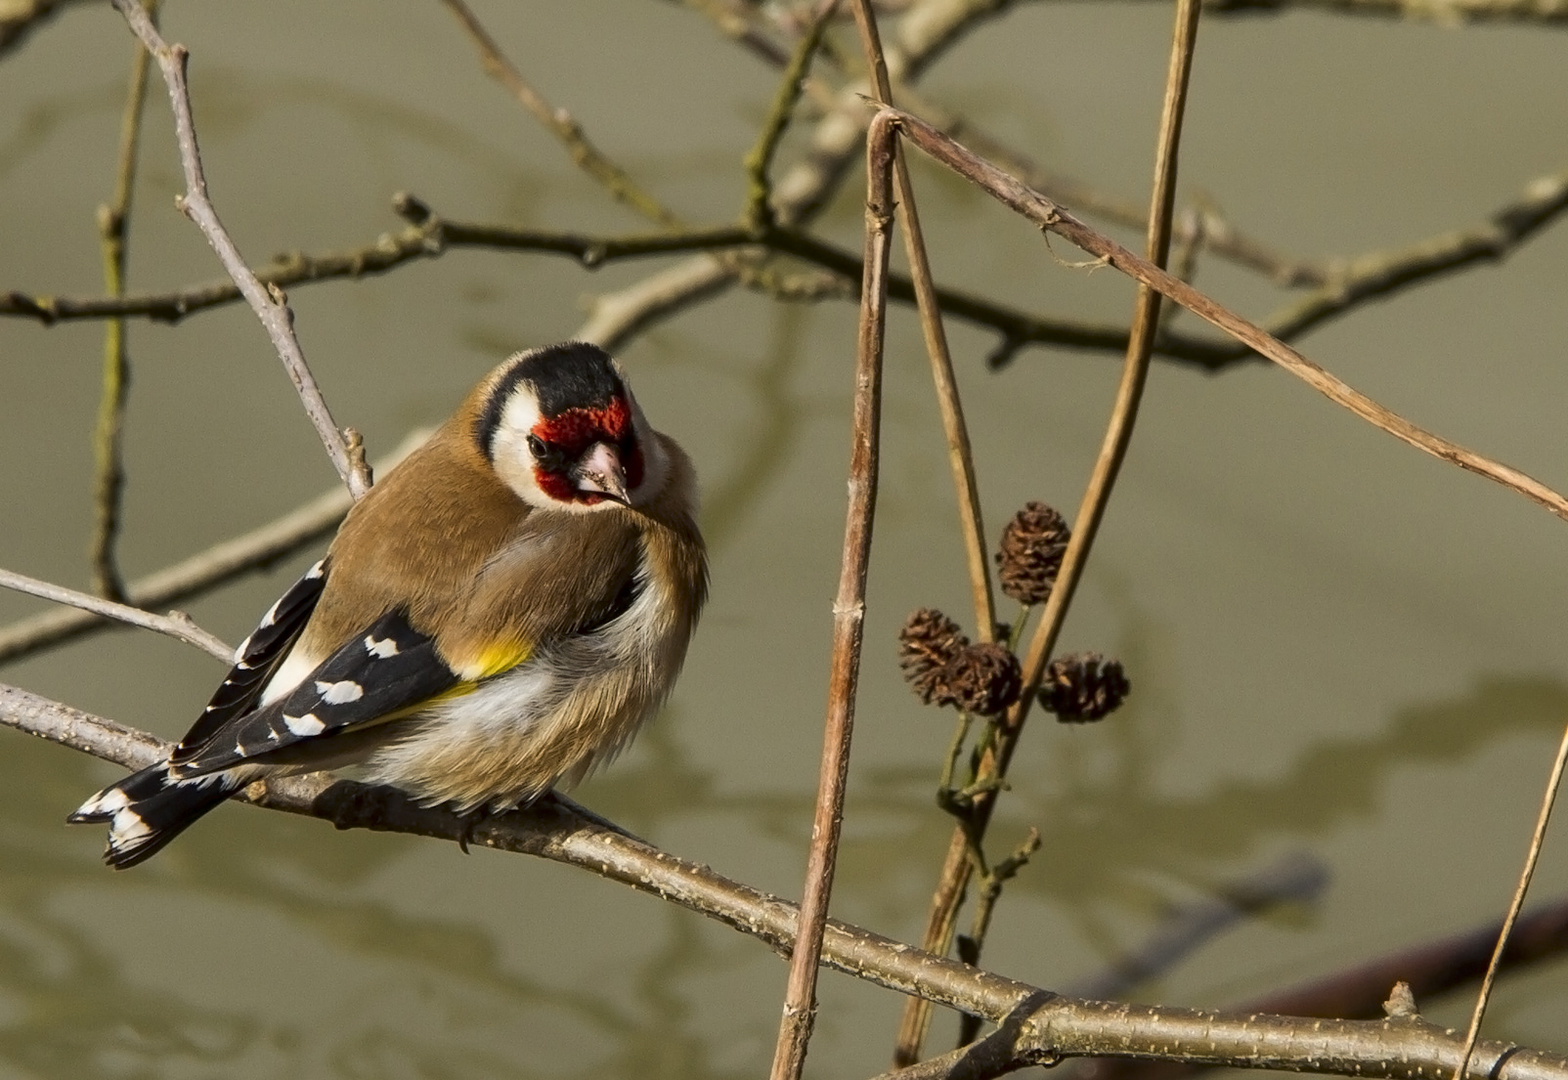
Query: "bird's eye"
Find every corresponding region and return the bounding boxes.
[526,434,547,458]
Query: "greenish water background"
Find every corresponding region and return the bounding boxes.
[1,2,1567,1076]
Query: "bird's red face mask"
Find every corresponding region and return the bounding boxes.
[529,394,645,506]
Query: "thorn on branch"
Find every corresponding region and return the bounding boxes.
[393,190,432,225]
[1383,981,1420,1019]
[343,427,373,496]
[984,334,1025,369]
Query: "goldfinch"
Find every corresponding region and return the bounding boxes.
[71,342,707,869]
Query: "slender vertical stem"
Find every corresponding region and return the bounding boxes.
[1452,719,1568,1080]
[849,0,996,646]
[90,0,157,601]
[766,109,898,1080]
[110,0,369,499]
[892,0,1202,1060]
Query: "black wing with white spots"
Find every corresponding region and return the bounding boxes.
[168,609,460,778]
[170,559,329,765]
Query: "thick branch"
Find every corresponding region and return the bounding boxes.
[4,683,1566,1080]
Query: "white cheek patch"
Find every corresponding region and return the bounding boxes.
[315,679,364,704]
[490,394,555,510]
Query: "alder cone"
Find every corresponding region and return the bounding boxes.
[899,608,966,706]
[944,642,1022,716]
[995,502,1070,604]
[1040,652,1129,722]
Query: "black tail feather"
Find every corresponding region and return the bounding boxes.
[69,762,246,869]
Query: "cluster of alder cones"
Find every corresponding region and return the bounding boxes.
[899,502,1129,722]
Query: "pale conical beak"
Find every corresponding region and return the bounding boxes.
[571,442,630,505]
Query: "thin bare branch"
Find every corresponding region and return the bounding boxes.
[6,684,1568,1080]
[439,0,682,228]
[0,429,426,666]
[744,1,835,231]
[0,208,757,324]
[1196,0,1568,25]
[11,178,1562,376]
[90,0,156,602]
[853,0,998,651]
[891,107,1568,523]
[767,101,899,1080]
[1454,721,1568,1080]
[109,0,370,499]
[1255,168,1568,340]
[895,89,1329,288]
[894,0,1201,1055]
[574,0,1027,362]
[0,568,231,661]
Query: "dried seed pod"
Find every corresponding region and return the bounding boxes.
[995,502,1070,604]
[1040,652,1129,722]
[899,608,967,705]
[945,642,1023,716]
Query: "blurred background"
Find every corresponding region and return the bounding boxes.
[1,1,1566,1076]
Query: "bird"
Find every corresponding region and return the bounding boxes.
[71,342,707,869]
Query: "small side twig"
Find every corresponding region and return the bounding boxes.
[766,104,898,1080]
[955,826,1042,1044]
[109,0,370,500]
[89,2,157,602]
[0,567,231,661]
[439,0,682,229]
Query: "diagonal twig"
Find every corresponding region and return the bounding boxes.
[1452,720,1568,1080]
[852,0,997,652]
[438,0,682,228]
[109,0,371,499]
[890,107,1568,523]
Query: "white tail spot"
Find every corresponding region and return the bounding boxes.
[364,635,400,658]
[315,679,364,704]
[283,713,326,737]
